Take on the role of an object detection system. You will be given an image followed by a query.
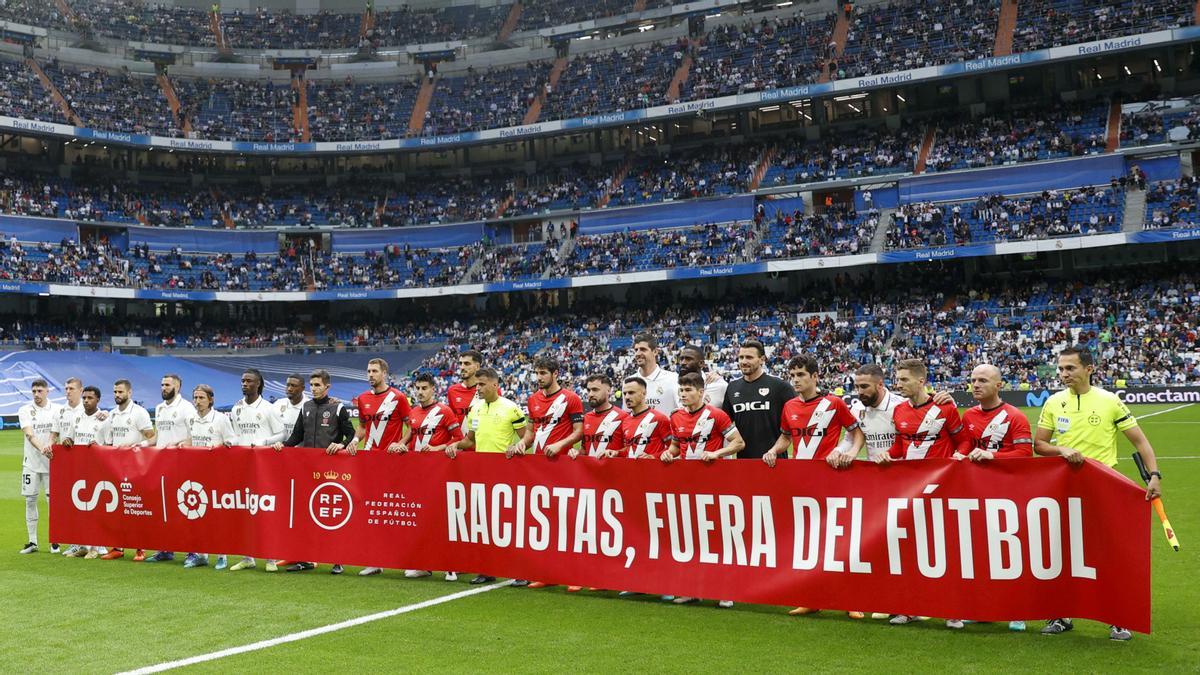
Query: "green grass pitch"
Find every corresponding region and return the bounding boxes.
[2,404,1197,673]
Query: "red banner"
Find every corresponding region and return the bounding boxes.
[50,446,1151,632]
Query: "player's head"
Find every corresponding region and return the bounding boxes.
[161,374,182,401]
[458,350,483,381]
[64,377,82,405]
[30,378,48,405]
[1056,345,1095,392]
[737,340,766,378]
[475,367,500,401]
[586,374,613,409]
[632,334,659,369]
[970,364,1003,405]
[622,376,648,411]
[788,354,820,396]
[241,369,264,399]
[367,358,390,390]
[310,369,331,399]
[192,384,215,413]
[894,359,927,400]
[81,385,101,414]
[677,345,706,376]
[113,379,132,406]
[533,356,560,392]
[678,371,705,409]
[413,373,437,406]
[853,364,886,407]
[285,374,305,401]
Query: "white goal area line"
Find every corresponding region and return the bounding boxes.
[118,581,509,674]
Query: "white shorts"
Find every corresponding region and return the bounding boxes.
[21,471,49,498]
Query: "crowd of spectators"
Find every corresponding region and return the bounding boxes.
[306,77,419,141]
[834,0,997,78]
[887,186,1124,248]
[1145,177,1199,229]
[46,62,181,137]
[1121,103,1200,147]
[553,222,751,277]
[683,13,833,99]
[423,64,550,135]
[542,43,682,121]
[515,0,631,32]
[0,59,56,122]
[1012,0,1193,53]
[755,204,878,259]
[924,103,1109,172]
[761,127,919,184]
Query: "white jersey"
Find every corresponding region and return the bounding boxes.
[230,396,286,446]
[68,409,108,446]
[704,372,728,409]
[275,396,307,437]
[837,391,905,459]
[18,400,61,473]
[188,409,237,448]
[55,401,84,441]
[155,396,198,447]
[634,366,679,416]
[107,402,154,447]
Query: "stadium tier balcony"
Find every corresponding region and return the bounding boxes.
[887,186,1124,249]
[67,0,215,47]
[173,77,298,143]
[1145,178,1200,229]
[552,222,751,277]
[757,205,878,259]
[1012,0,1193,53]
[515,0,632,32]
[542,44,682,121]
[0,59,57,122]
[306,78,419,142]
[683,13,835,99]
[761,128,920,185]
[1121,106,1200,147]
[923,103,1109,172]
[370,4,511,47]
[45,62,181,137]
[834,0,998,79]
[473,242,558,282]
[423,64,551,135]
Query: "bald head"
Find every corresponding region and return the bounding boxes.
[969,364,1003,406]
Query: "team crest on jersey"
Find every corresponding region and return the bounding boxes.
[1088,412,1101,426]
[759,388,770,396]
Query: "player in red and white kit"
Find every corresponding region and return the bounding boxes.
[446,349,490,421]
[961,364,1033,461]
[877,359,966,629]
[345,357,411,577]
[510,356,584,589]
[762,355,866,619]
[572,374,629,459]
[620,376,672,459]
[402,373,464,581]
[879,359,965,463]
[662,372,744,607]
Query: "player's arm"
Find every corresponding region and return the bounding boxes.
[21,421,48,456]
[429,419,463,454]
[829,425,865,469]
[763,432,791,468]
[1121,425,1162,499]
[330,404,355,454]
[984,413,1034,461]
[707,426,744,461]
[136,411,156,448]
[507,412,531,458]
[277,414,305,451]
[660,438,682,464]
[944,404,967,456]
[1033,426,1084,463]
[546,418,584,458]
[219,415,236,447]
[876,433,902,464]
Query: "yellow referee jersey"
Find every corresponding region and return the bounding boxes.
[1037,386,1138,467]
[465,396,526,453]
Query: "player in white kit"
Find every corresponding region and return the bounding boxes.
[146,375,199,563]
[100,379,156,561]
[228,369,286,572]
[183,384,237,569]
[18,379,62,554]
[51,377,86,557]
[59,385,109,559]
[274,374,307,434]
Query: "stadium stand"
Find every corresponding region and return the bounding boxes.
[1011,0,1193,53]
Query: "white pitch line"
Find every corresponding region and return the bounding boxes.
[118,581,509,674]
[1137,403,1195,419]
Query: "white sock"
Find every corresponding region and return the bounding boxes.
[25,495,38,544]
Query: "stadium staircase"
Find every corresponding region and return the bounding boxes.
[665,46,694,103]
[748,146,777,191]
[993,0,1019,57]
[1105,101,1122,152]
[53,0,77,24]
[596,155,635,208]
[157,73,192,135]
[1195,0,1200,25]
[523,56,569,125]
[460,254,486,283]
[498,2,523,41]
[359,4,375,39]
[913,127,936,174]
[1121,189,1146,231]
[543,235,576,278]
[818,7,852,83]
[26,59,82,126]
[868,207,896,253]
[209,9,232,55]
[407,76,436,136]
[293,75,310,142]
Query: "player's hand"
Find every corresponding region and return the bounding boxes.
[1145,475,1162,501]
[1059,446,1084,465]
[931,390,954,406]
[95,410,108,422]
[700,451,719,463]
[660,451,678,464]
[445,446,459,459]
[567,447,579,459]
[386,442,407,454]
[505,445,521,459]
[602,449,619,459]
[762,450,778,468]
[222,441,233,447]
[426,444,445,454]
[968,449,994,463]
[544,442,562,458]
[272,442,283,452]
[826,452,852,469]
[41,446,53,459]
[346,443,359,456]
[327,443,346,455]
[61,438,73,447]
[705,371,719,385]
[873,453,893,465]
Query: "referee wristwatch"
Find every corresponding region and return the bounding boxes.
[1149,471,1162,480]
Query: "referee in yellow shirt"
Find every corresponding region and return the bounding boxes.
[445,367,527,585]
[1034,345,1164,641]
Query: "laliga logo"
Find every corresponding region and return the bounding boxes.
[177,480,276,520]
[71,480,118,513]
[177,480,208,520]
[309,482,353,530]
